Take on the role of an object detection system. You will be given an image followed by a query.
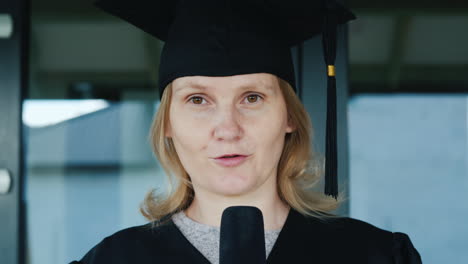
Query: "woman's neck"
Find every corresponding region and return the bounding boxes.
[184,189,290,231]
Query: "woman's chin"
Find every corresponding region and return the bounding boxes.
[212,182,254,197]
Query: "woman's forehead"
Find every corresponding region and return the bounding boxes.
[173,73,278,93]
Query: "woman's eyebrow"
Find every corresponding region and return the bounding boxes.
[176,83,208,93]
[176,82,270,93]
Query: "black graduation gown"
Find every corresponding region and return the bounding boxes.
[70,208,422,264]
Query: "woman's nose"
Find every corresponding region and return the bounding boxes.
[213,107,243,141]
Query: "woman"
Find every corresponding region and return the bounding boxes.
[71,0,422,263]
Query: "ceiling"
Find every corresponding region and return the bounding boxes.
[28,0,468,98]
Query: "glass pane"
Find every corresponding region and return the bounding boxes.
[24,100,166,263]
[348,94,468,264]
[25,1,164,263]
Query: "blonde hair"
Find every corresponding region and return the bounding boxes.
[140,76,346,224]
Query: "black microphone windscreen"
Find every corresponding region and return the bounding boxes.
[219,206,266,264]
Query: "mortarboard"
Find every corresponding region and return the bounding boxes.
[94,0,356,199]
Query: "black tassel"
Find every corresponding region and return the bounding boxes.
[322,7,338,199]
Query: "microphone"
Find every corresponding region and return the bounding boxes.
[219,206,266,264]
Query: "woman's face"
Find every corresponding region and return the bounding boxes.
[166,73,294,198]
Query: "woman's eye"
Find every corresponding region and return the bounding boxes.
[187,94,263,105]
[244,94,262,104]
[189,96,205,105]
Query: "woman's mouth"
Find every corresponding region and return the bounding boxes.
[213,154,249,167]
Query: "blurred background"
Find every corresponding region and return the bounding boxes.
[0,0,467,263]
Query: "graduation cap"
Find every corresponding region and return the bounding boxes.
[94,0,356,199]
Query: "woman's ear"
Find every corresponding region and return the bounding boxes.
[286,116,296,133]
[165,123,172,138]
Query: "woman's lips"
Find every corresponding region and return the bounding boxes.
[213,155,249,167]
